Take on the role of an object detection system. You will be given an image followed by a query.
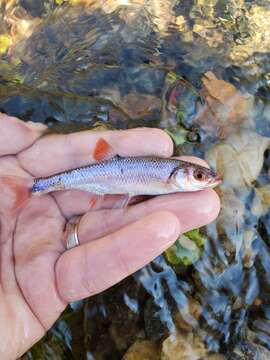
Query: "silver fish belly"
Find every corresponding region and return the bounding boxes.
[32,157,181,196]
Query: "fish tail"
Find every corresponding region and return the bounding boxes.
[0,176,31,215]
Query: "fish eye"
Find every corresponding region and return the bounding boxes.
[193,169,206,181]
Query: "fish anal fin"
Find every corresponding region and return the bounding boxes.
[111,194,132,209]
[88,195,104,210]
[88,194,132,211]
[93,138,118,161]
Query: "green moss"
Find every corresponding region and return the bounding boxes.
[165,236,200,266]
[164,128,187,146]
[165,229,206,266]
[185,229,206,247]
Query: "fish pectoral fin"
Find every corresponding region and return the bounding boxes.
[118,194,132,209]
[88,194,131,211]
[93,137,120,161]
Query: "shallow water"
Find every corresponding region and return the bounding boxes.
[1,0,270,359]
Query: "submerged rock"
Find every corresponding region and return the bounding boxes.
[206,129,270,191]
[123,340,160,360]
[173,298,202,332]
[161,332,225,360]
[230,339,270,360]
[229,5,270,64]
[252,184,270,218]
[161,332,206,360]
[195,72,254,139]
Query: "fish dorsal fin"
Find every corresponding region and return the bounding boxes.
[93,137,120,161]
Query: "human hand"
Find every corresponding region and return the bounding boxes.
[0,113,220,359]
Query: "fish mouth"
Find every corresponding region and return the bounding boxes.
[208,175,222,188]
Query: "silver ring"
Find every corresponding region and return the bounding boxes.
[65,219,80,250]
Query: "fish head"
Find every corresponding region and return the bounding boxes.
[171,162,222,191]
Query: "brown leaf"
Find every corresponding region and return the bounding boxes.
[195,71,254,139]
[122,93,162,119]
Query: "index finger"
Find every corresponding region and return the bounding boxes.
[18,128,174,177]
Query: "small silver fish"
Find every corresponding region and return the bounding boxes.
[32,154,221,196]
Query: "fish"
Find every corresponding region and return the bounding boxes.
[32,138,221,198]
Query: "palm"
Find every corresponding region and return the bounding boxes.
[0,139,66,357]
[0,114,220,359]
